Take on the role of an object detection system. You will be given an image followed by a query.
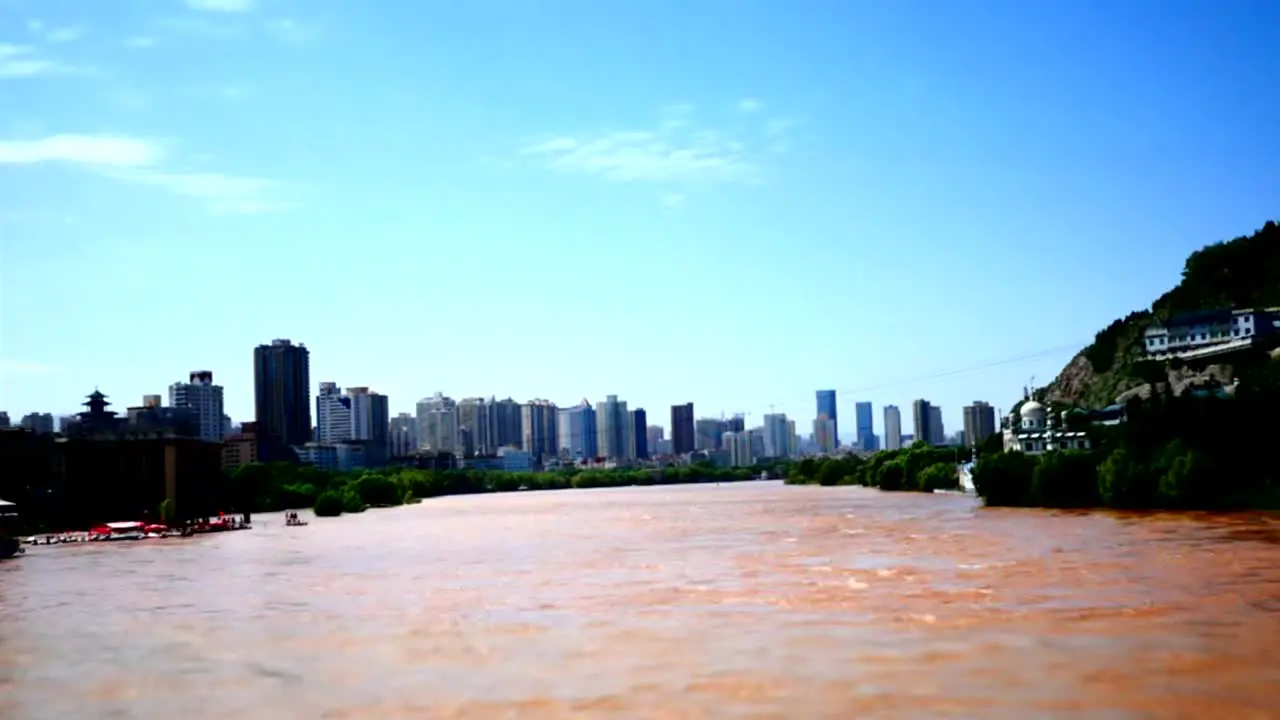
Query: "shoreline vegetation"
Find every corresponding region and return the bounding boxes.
[225,463,761,518]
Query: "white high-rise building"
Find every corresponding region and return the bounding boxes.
[169,371,225,442]
[417,392,459,454]
[457,397,492,456]
[594,395,629,461]
[389,413,418,458]
[762,413,791,458]
[347,387,390,465]
[315,382,352,443]
[725,431,753,467]
[883,405,902,450]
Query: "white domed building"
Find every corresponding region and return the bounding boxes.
[1001,399,1092,455]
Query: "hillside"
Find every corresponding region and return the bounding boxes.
[1046,220,1280,408]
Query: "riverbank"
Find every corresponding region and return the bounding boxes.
[225,462,760,518]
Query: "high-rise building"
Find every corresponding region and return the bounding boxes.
[724,431,753,467]
[726,415,745,434]
[883,405,902,451]
[19,412,55,434]
[347,387,390,466]
[963,401,996,448]
[417,392,459,454]
[457,397,492,456]
[253,339,312,461]
[786,418,798,457]
[142,394,162,408]
[911,399,933,448]
[855,401,874,451]
[388,413,418,458]
[0,411,9,428]
[928,405,945,445]
[315,382,352,443]
[671,402,695,455]
[762,413,791,458]
[813,415,837,453]
[488,397,522,450]
[558,400,598,460]
[521,399,558,462]
[631,408,648,459]
[694,418,726,450]
[595,395,629,461]
[168,370,225,442]
[815,390,838,445]
[646,425,664,455]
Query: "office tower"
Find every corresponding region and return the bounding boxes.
[670,402,695,455]
[595,395,630,461]
[855,401,874,451]
[726,414,745,434]
[911,399,934,448]
[417,392,459,454]
[813,416,837,453]
[521,399,558,461]
[457,397,492,456]
[815,390,838,445]
[631,408,648,459]
[487,397,522,450]
[253,339,312,461]
[347,387,390,466]
[646,425,664,454]
[928,405,944,445]
[762,413,791,458]
[787,418,798,457]
[388,413,419,458]
[167,370,225,442]
[963,401,997,448]
[884,405,902,451]
[694,417,726,450]
[558,400,598,460]
[315,382,352,443]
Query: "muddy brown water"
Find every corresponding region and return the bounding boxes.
[2,481,1278,719]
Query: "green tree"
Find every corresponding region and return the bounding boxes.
[1029,450,1099,507]
[1096,448,1153,508]
[916,462,958,492]
[972,451,1037,506]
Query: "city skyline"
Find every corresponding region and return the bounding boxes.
[4,2,1275,443]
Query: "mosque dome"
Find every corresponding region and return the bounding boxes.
[1019,400,1046,419]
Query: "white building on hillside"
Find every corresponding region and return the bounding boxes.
[1144,308,1278,360]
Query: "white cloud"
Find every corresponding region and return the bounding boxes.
[45,26,84,43]
[126,36,156,48]
[185,0,256,12]
[0,43,77,78]
[266,17,318,44]
[736,98,763,113]
[521,126,756,184]
[662,193,686,209]
[0,135,161,167]
[0,133,290,214]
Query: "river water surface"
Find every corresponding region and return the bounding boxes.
[2,481,1278,719]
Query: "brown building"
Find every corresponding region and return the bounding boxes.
[223,421,259,471]
[0,391,227,532]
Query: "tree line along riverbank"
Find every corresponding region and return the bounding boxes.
[224,462,761,518]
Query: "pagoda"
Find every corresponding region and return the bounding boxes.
[76,389,123,434]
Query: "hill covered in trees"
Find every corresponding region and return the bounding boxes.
[1047,220,1280,408]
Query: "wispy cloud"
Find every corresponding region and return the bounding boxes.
[521,124,757,185]
[266,17,318,44]
[661,193,687,209]
[186,0,256,12]
[0,43,80,78]
[0,360,54,376]
[736,98,763,113]
[0,134,290,215]
[45,26,84,43]
[125,36,156,49]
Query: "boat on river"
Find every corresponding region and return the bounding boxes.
[89,521,147,541]
[1,498,25,559]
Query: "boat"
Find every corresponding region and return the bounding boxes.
[91,521,146,541]
[285,518,309,527]
[1,499,25,559]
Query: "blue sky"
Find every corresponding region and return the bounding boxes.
[1,0,1277,438]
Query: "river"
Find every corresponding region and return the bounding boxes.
[2,481,1278,719]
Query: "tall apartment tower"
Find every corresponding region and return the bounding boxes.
[253,339,312,461]
[346,387,390,466]
[521,399,558,462]
[815,390,838,446]
[457,398,492,457]
[928,405,945,445]
[388,413,419,458]
[855,401,874,451]
[595,395,630,461]
[670,402,695,455]
[487,397,522,450]
[963,401,997,448]
[912,399,933,447]
[169,370,225,442]
[417,392,459,454]
[883,405,902,451]
[762,413,791,458]
[631,408,649,459]
[315,382,352,443]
